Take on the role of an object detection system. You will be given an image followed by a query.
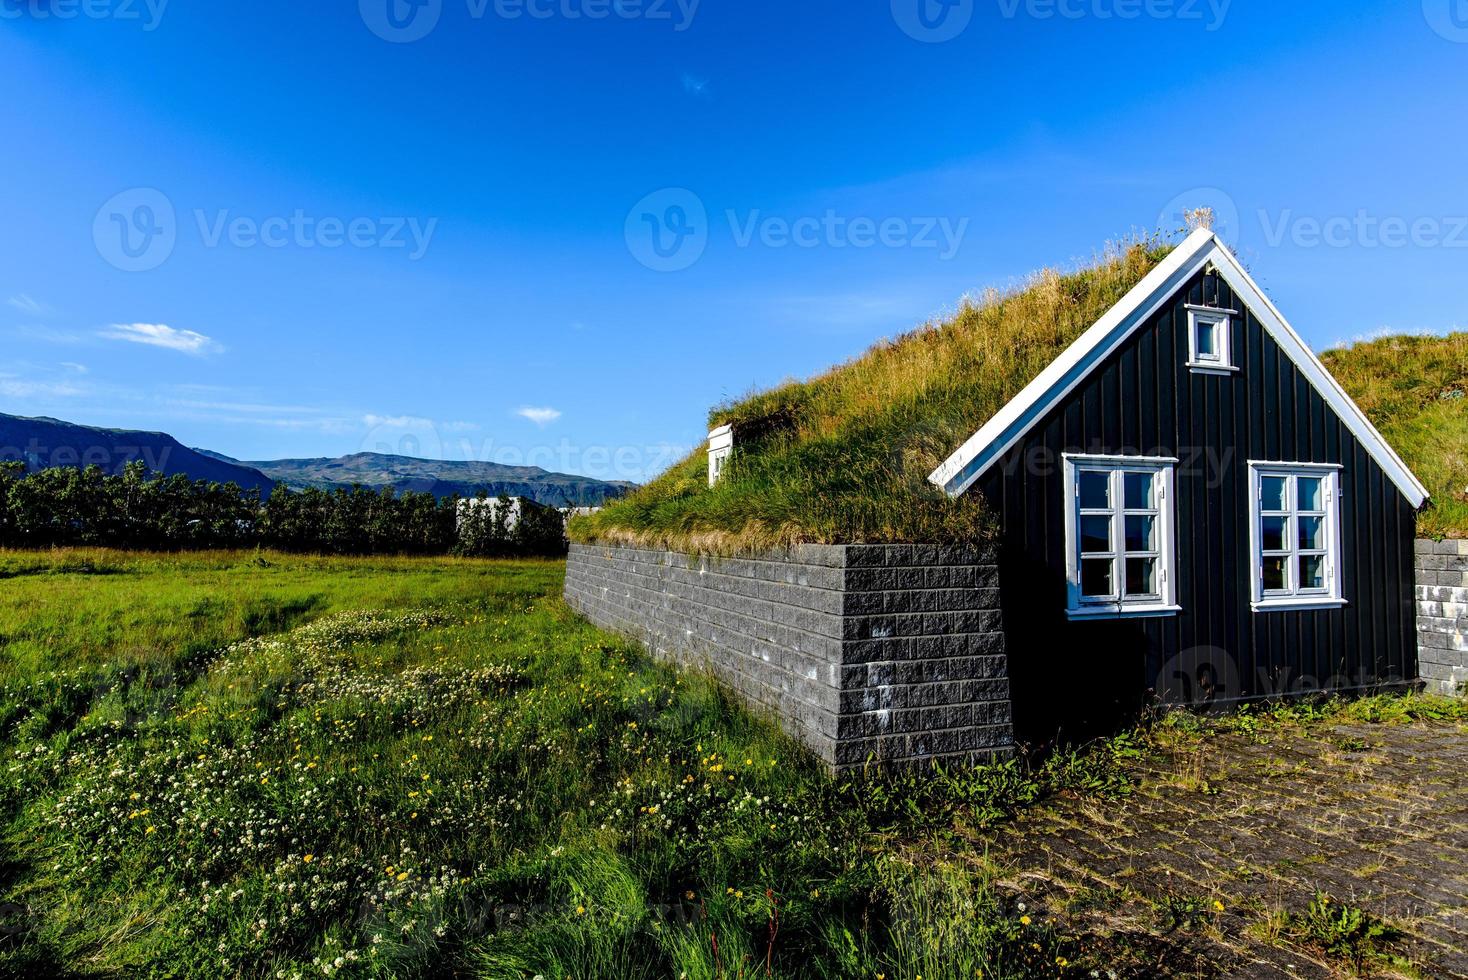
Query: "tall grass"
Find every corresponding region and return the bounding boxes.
[572,239,1174,551]
[1321,331,1468,537]
[0,550,1149,979]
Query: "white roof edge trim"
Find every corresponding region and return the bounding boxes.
[1202,238,1428,508]
[927,227,1217,497]
[928,228,1430,509]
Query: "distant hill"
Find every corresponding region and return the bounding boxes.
[0,413,275,494]
[207,451,636,507]
[0,413,634,507]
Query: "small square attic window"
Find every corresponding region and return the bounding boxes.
[1186,305,1239,375]
[708,424,734,487]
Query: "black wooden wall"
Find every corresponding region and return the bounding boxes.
[976,267,1419,743]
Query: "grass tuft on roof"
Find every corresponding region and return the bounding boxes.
[1322,331,1468,539]
[571,237,1175,552]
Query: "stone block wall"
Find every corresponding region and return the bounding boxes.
[1416,539,1468,695]
[564,542,1015,771]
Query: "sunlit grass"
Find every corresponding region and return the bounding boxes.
[1321,331,1468,538]
[0,549,1152,979]
[572,238,1174,551]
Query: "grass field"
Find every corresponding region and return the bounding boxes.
[2,550,1462,979]
[0,549,1155,980]
[1321,331,1468,538]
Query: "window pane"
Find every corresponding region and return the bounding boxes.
[1078,471,1110,510]
[1260,476,1287,512]
[1261,556,1287,592]
[1125,557,1157,597]
[1081,558,1113,598]
[1080,515,1111,554]
[1298,477,1323,511]
[1123,472,1154,510]
[1125,515,1155,552]
[1261,516,1289,553]
[1298,517,1324,551]
[1196,320,1217,358]
[1300,555,1327,591]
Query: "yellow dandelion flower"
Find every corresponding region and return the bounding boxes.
[1019,915,1031,926]
[303,854,314,864]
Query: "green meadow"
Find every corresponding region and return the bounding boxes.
[0,549,1143,980]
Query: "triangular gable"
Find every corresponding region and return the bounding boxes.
[928,228,1430,508]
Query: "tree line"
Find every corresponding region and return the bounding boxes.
[0,461,568,557]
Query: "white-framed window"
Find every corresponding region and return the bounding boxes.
[1063,454,1180,619]
[1186,305,1238,374]
[707,424,734,487]
[1248,462,1346,612]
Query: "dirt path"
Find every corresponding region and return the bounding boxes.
[984,722,1468,978]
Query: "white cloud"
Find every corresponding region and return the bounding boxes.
[363,414,434,429]
[516,406,562,427]
[101,323,222,356]
[0,379,85,399]
[61,362,88,375]
[7,294,52,316]
[10,324,83,345]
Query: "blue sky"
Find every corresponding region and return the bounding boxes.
[1,1,1465,482]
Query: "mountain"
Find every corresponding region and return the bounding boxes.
[209,452,636,506]
[0,412,635,506]
[0,413,274,494]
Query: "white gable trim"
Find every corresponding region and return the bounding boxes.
[928,229,1430,508]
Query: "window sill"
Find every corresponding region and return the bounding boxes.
[1186,362,1240,376]
[1252,597,1348,613]
[1067,604,1182,621]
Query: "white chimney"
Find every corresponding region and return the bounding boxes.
[708,424,734,487]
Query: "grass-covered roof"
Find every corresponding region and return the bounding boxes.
[571,238,1174,551]
[1322,332,1468,539]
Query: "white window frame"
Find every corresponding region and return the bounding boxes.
[1186,305,1239,375]
[1248,461,1347,612]
[708,424,734,487]
[1062,454,1180,620]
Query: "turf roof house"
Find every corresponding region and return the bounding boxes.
[566,227,1429,769]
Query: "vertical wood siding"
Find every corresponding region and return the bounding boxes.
[977,268,1419,738]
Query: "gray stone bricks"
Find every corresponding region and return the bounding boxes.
[565,542,1015,771]
[1416,540,1468,696]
